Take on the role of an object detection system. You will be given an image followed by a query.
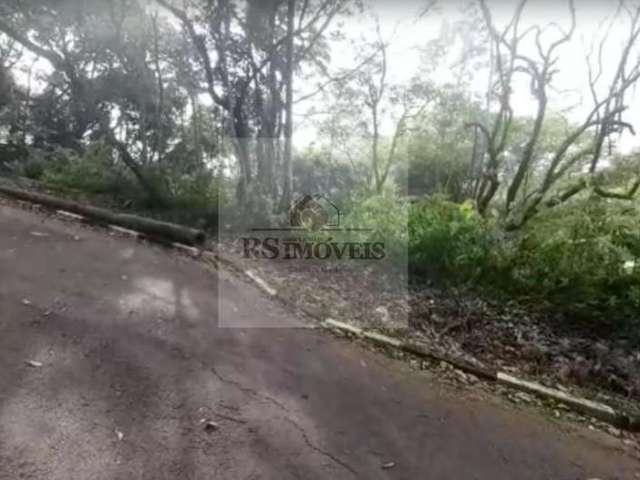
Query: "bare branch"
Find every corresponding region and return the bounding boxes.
[294,49,379,104]
[154,0,226,108]
[0,18,65,70]
[594,178,640,199]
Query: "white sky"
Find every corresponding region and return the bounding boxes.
[7,0,640,154]
[294,0,640,153]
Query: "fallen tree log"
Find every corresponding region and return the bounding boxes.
[0,184,206,246]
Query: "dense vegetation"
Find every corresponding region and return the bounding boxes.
[1,0,639,331]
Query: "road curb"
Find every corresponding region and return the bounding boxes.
[109,224,141,238]
[3,193,639,432]
[322,319,639,431]
[495,373,634,429]
[245,269,278,296]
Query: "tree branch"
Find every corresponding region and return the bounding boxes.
[594,178,640,199]
[0,18,65,70]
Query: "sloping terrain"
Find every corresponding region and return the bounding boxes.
[0,203,638,479]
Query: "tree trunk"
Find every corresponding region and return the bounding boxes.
[0,185,205,245]
[279,0,296,211]
[152,13,166,160]
[372,105,382,194]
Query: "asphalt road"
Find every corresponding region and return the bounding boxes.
[0,202,638,479]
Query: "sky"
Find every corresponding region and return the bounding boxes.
[294,0,640,152]
[7,0,640,154]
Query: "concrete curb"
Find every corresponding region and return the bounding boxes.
[322,319,639,431]
[245,269,278,296]
[109,225,140,238]
[495,373,635,429]
[56,210,85,221]
[4,197,639,432]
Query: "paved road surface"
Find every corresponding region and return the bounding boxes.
[0,203,638,479]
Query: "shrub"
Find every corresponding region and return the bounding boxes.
[166,172,222,210]
[159,171,224,229]
[497,198,640,319]
[32,141,227,229]
[321,191,489,280]
[409,196,490,282]
[42,142,132,196]
[20,157,46,180]
[339,188,409,263]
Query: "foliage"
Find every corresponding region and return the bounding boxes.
[303,185,640,325]
[16,141,223,229]
[165,172,222,211]
[404,86,483,200]
[328,191,490,281]
[405,190,640,323]
[41,143,131,196]
[495,197,640,319]
[293,145,364,205]
[19,155,46,180]
[341,188,409,262]
[409,196,490,281]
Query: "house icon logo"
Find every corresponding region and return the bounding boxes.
[244,193,383,260]
[289,195,340,231]
[249,193,368,234]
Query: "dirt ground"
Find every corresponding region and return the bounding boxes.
[1,203,639,479]
[217,238,640,412]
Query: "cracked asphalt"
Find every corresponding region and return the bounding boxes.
[1,203,639,479]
